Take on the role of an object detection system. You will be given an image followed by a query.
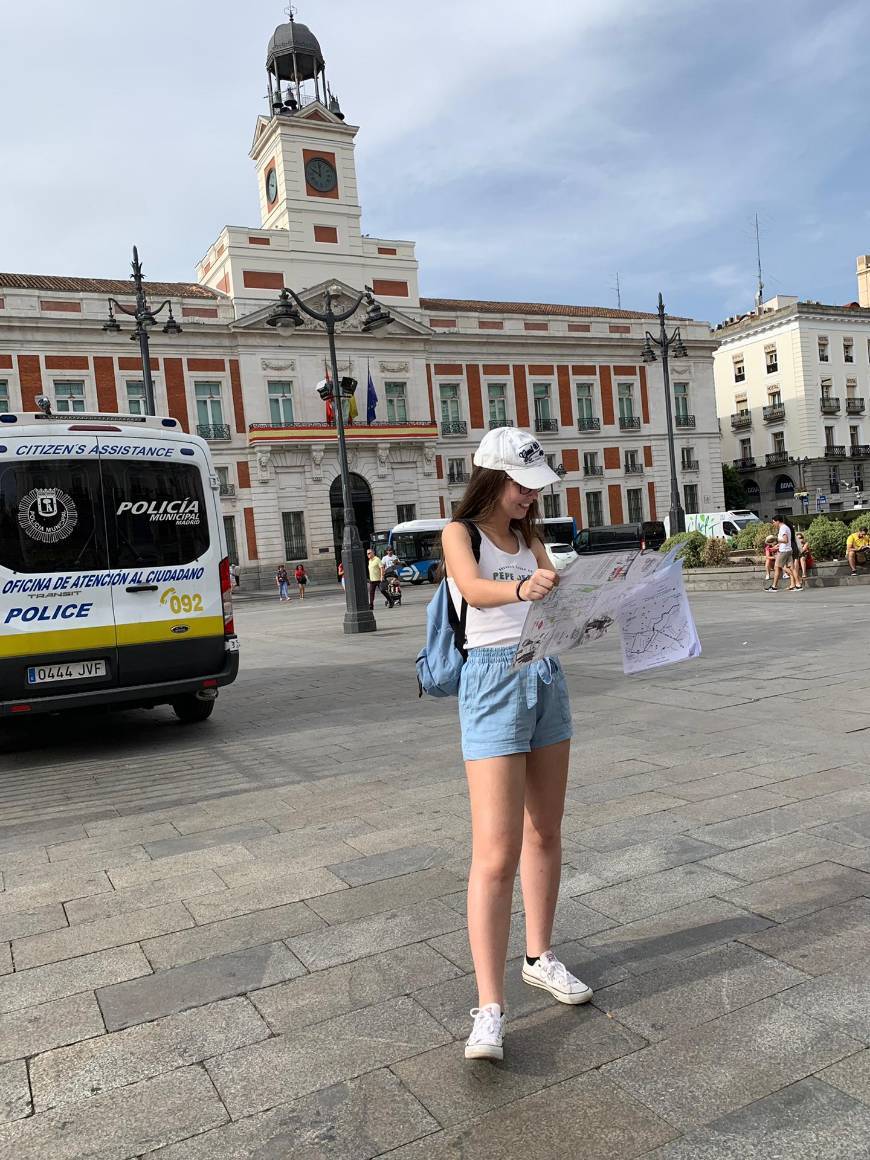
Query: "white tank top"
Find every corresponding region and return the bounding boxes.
[447,527,537,649]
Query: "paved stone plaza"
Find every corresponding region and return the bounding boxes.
[2,584,870,1157]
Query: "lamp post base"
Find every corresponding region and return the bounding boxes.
[341,526,377,635]
[669,505,686,535]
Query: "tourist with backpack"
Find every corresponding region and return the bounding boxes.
[425,428,590,1062]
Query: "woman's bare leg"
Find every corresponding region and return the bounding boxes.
[520,740,570,957]
[465,754,526,1008]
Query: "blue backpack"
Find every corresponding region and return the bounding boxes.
[416,521,481,697]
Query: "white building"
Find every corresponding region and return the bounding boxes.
[0,14,724,581]
[713,295,870,517]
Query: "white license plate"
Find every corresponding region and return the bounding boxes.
[26,660,108,685]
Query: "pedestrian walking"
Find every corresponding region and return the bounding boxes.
[230,563,240,589]
[294,563,308,600]
[337,560,345,589]
[440,427,591,1063]
[275,564,290,602]
[763,535,777,590]
[769,516,801,591]
[366,548,383,610]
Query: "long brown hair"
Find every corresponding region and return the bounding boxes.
[449,465,541,547]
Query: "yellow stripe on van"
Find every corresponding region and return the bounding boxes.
[0,617,224,659]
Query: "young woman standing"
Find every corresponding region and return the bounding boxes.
[441,428,592,1062]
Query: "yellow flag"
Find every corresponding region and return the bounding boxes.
[345,394,358,423]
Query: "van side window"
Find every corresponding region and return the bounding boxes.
[0,460,107,574]
[101,462,209,568]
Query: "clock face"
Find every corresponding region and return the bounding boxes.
[305,156,338,194]
[265,168,278,204]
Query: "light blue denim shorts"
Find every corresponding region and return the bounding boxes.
[458,645,573,762]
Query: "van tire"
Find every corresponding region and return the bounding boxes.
[171,695,216,723]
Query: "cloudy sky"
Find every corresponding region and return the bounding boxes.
[2,0,869,324]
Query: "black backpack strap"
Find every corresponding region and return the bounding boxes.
[448,520,481,659]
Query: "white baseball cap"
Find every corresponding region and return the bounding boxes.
[473,428,561,489]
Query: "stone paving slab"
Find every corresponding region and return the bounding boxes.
[641,1077,870,1160]
[0,944,151,1014]
[816,1047,870,1104]
[0,1058,30,1123]
[0,991,105,1065]
[738,898,870,975]
[149,1068,440,1160]
[723,860,870,922]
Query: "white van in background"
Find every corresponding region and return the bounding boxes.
[665,511,761,539]
[0,411,239,721]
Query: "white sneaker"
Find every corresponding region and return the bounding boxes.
[522,950,593,1005]
[464,1004,504,1060]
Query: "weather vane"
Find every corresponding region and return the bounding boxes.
[284,2,297,21]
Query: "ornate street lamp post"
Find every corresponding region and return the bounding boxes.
[266,282,391,635]
[102,246,182,415]
[642,292,688,534]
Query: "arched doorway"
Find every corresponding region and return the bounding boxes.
[330,472,374,561]
[774,474,795,498]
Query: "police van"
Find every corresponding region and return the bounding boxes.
[0,410,239,721]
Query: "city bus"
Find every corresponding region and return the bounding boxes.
[372,516,577,584]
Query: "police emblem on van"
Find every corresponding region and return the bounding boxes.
[170,624,190,634]
[18,488,78,544]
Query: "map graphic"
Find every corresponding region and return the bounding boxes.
[616,565,702,675]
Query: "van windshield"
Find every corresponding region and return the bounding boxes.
[102,461,209,568]
[0,460,108,574]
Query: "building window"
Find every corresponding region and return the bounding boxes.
[739,437,752,459]
[626,487,643,523]
[450,500,460,515]
[735,393,749,416]
[195,381,224,427]
[820,377,833,399]
[216,466,230,489]
[617,382,634,420]
[543,493,561,518]
[583,451,600,475]
[488,382,508,424]
[850,425,860,448]
[447,457,465,484]
[439,383,461,425]
[846,378,858,398]
[624,449,640,471]
[54,380,86,413]
[733,356,745,382]
[576,383,595,420]
[587,491,604,527]
[765,345,778,374]
[844,337,854,363]
[681,445,695,468]
[397,503,416,523]
[533,382,552,424]
[818,336,829,362]
[830,466,841,494]
[124,380,146,415]
[768,388,782,406]
[673,381,689,419]
[0,380,9,414]
[773,431,786,454]
[281,511,307,560]
[223,515,239,564]
[825,426,835,448]
[268,380,294,425]
[385,381,407,423]
[684,484,699,514]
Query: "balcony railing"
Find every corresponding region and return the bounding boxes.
[197,423,231,441]
[820,396,841,414]
[619,416,641,430]
[584,464,604,476]
[850,444,870,458]
[824,445,847,459]
[534,417,559,433]
[218,483,236,497]
[489,418,514,429]
[731,412,752,430]
[762,404,785,422]
[765,451,790,466]
[675,414,696,428]
[441,420,467,436]
[577,417,600,431]
[447,471,470,485]
[624,463,644,474]
[847,398,865,414]
[681,459,700,471]
[734,457,756,470]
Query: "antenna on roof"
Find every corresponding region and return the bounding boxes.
[611,272,622,310]
[754,213,764,314]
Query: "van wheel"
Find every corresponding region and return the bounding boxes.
[171,695,216,723]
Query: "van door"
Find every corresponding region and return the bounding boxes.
[98,439,225,687]
[0,438,119,703]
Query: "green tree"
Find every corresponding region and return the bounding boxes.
[722,464,748,510]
